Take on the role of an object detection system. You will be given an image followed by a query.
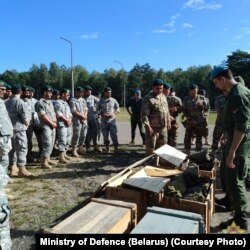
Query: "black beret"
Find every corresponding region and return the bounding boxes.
[163,82,172,89]
[76,86,84,92]
[189,83,198,90]
[152,79,164,86]
[12,84,22,92]
[42,85,53,92]
[84,85,92,91]
[60,88,71,94]
[104,87,112,92]
[22,85,30,91]
[52,88,60,95]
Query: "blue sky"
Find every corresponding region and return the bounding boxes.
[1,0,250,74]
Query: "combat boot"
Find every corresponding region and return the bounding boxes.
[204,138,211,146]
[9,165,19,177]
[18,166,36,177]
[103,145,110,153]
[183,149,190,155]
[128,140,135,145]
[94,146,102,153]
[41,157,52,169]
[64,152,71,161]
[59,152,69,164]
[85,146,91,154]
[78,146,85,155]
[72,147,79,157]
[114,146,120,154]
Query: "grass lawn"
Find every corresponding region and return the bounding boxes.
[116,109,217,125]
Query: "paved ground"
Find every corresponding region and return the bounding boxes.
[116,122,250,233]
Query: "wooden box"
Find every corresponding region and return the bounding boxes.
[45,198,137,234]
[131,206,204,234]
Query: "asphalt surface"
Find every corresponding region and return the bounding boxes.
[116,122,250,233]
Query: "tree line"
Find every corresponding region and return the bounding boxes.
[1,50,249,108]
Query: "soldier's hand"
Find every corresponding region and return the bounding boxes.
[226,151,236,169]
[145,125,153,135]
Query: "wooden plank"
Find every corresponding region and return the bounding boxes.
[153,144,188,167]
[123,168,169,193]
[144,165,183,177]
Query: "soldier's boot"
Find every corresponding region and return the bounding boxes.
[64,152,71,161]
[72,147,79,157]
[103,145,110,153]
[78,146,86,155]
[85,146,91,153]
[47,157,57,166]
[59,152,69,164]
[128,140,135,145]
[41,157,53,169]
[93,146,102,153]
[9,165,19,177]
[114,146,120,154]
[18,166,36,177]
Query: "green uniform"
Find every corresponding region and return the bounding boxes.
[222,83,250,219]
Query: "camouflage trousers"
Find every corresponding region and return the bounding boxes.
[85,118,99,147]
[57,126,72,152]
[211,124,223,151]
[184,125,205,151]
[168,121,179,147]
[0,136,12,172]
[41,126,56,158]
[0,190,12,250]
[145,127,168,156]
[71,122,88,148]
[9,130,27,167]
[101,119,118,147]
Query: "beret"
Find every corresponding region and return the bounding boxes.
[163,82,172,89]
[152,79,164,86]
[210,65,229,80]
[42,85,53,92]
[134,89,141,95]
[84,85,92,91]
[76,86,84,91]
[12,84,22,92]
[104,87,112,92]
[189,83,198,90]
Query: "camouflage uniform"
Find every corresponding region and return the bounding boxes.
[84,95,100,151]
[96,95,120,151]
[5,95,30,168]
[36,98,56,158]
[141,91,170,156]
[167,95,182,147]
[211,94,225,151]
[69,97,88,150]
[183,94,210,151]
[54,99,73,153]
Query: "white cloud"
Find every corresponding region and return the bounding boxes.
[80,32,99,40]
[240,27,250,34]
[184,0,222,10]
[234,35,244,40]
[164,14,181,27]
[152,49,159,53]
[183,22,193,28]
[151,29,167,33]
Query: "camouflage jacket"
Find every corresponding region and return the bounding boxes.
[214,95,225,126]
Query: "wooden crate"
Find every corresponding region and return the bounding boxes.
[162,181,213,234]
[131,206,204,234]
[45,198,137,234]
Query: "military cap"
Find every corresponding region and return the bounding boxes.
[84,85,92,91]
[5,83,11,90]
[29,87,35,92]
[11,84,22,92]
[52,88,60,95]
[189,83,198,90]
[104,87,112,92]
[199,89,206,95]
[152,79,164,86]
[0,80,6,88]
[134,89,141,95]
[210,64,229,80]
[163,82,172,89]
[76,86,84,92]
[42,85,53,92]
[60,88,71,94]
[22,85,30,91]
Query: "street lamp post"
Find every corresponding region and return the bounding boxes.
[60,37,74,96]
[114,60,126,110]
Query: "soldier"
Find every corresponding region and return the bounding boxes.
[182,84,210,155]
[69,87,88,157]
[211,94,225,154]
[54,88,73,163]
[210,65,250,231]
[83,86,102,153]
[5,84,35,177]
[141,79,171,156]
[0,81,12,248]
[163,84,183,147]
[3,83,12,101]
[96,87,120,153]
[198,89,211,146]
[36,85,57,169]
[126,89,145,145]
